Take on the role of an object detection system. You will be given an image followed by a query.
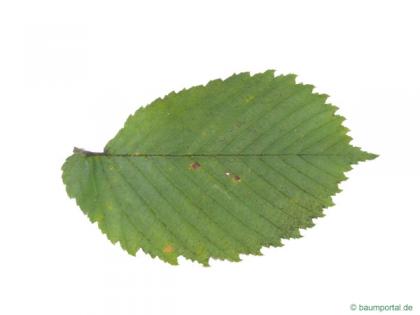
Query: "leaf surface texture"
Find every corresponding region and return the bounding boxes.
[62,71,376,265]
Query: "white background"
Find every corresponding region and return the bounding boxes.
[0,0,419,314]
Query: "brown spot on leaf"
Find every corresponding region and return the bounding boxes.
[190,162,201,170]
[163,244,174,254]
[224,171,241,182]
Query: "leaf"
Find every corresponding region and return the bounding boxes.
[62,70,377,266]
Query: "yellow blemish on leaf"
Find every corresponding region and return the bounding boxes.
[245,95,255,102]
[163,244,174,254]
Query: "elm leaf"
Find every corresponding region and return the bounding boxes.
[62,70,377,266]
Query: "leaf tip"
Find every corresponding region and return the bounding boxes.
[364,152,379,161]
[355,147,379,162]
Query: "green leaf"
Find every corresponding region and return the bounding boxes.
[62,70,377,266]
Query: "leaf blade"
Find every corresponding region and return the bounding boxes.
[62,71,377,265]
